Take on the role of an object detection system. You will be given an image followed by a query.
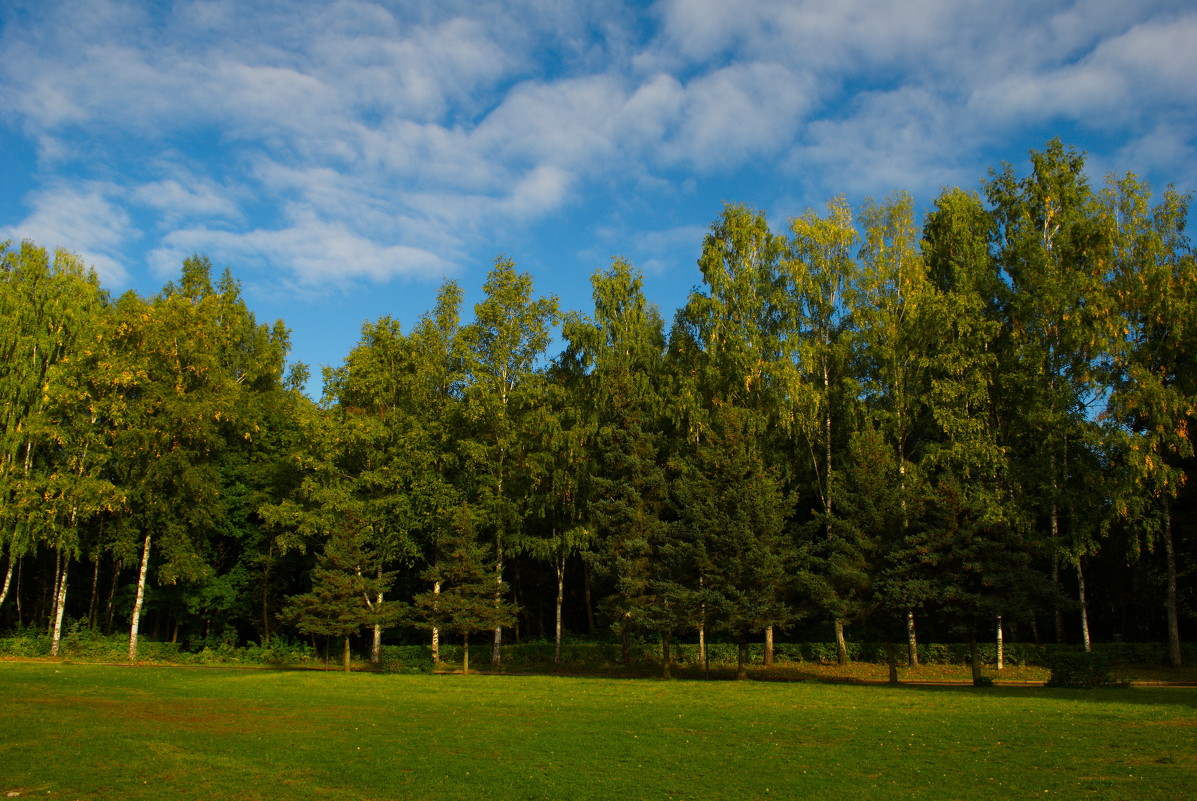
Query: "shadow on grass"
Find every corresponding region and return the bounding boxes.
[439,660,1197,710]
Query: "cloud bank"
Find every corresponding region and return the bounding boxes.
[1,0,1193,298]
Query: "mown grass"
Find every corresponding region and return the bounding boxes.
[1,662,1194,800]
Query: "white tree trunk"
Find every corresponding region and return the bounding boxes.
[431,580,440,663]
[764,625,774,667]
[128,532,152,662]
[492,551,503,666]
[50,552,69,657]
[996,615,1004,671]
[48,551,62,635]
[88,555,101,630]
[906,610,919,667]
[0,554,14,610]
[1077,559,1091,653]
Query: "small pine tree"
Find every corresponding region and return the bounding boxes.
[412,505,517,674]
[280,518,399,670]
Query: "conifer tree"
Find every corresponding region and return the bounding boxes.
[280,518,399,671]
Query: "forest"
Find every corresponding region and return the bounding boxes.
[1,140,1194,675]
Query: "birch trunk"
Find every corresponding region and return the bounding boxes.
[431,580,440,663]
[1077,559,1091,653]
[462,636,470,675]
[88,555,100,630]
[1163,507,1182,666]
[371,621,383,666]
[906,610,919,667]
[48,551,62,635]
[104,561,121,635]
[996,615,1004,671]
[371,564,384,666]
[1051,508,1064,643]
[0,554,14,611]
[342,635,351,672]
[128,532,152,662]
[49,552,69,657]
[764,625,774,667]
[491,550,503,666]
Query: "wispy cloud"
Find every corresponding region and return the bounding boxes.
[0,182,135,284]
[1,0,1193,302]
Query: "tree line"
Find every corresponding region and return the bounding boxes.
[1,140,1193,675]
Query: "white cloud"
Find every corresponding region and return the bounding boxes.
[666,62,814,168]
[130,179,241,224]
[967,10,1197,130]
[2,0,1193,301]
[789,86,978,202]
[156,210,455,287]
[0,183,135,284]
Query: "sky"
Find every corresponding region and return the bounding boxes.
[2,0,1195,397]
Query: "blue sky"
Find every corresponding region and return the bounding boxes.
[2,0,1195,396]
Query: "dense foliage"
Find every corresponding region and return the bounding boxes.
[1,141,1194,677]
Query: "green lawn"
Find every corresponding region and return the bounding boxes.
[1,662,1193,800]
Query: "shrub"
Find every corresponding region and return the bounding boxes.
[380,645,436,673]
[0,628,51,658]
[1046,651,1122,688]
[60,626,127,660]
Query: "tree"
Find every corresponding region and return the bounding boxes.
[110,255,288,661]
[280,518,400,671]
[672,405,793,679]
[854,193,933,662]
[1101,174,1195,665]
[458,258,559,665]
[39,293,125,655]
[673,205,794,664]
[0,242,111,622]
[524,373,594,664]
[916,187,1056,682]
[412,505,517,675]
[782,197,861,663]
[562,258,671,665]
[988,141,1116,650]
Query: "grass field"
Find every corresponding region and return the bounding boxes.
[1,662,1194,800]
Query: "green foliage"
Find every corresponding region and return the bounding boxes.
[1046,651,1119,688]
[280,520,400,644]
[3,139,1196,673]
[411,505,517,672]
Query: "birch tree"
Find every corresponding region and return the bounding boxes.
[1101,174,1195,665]
[459,258,559,665]
[783,197,861,664]
[988,140,1115,649]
